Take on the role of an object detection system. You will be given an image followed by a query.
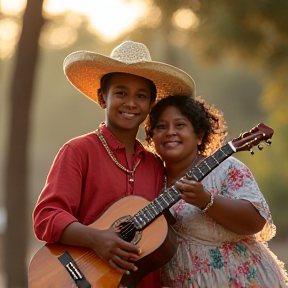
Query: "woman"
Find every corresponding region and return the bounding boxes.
[145,95,287,288]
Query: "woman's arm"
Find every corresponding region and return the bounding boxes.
[175,178,266,235]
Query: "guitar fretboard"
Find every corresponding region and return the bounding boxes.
[132,142,234,230]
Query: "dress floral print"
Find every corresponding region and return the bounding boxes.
[161,157,288,288]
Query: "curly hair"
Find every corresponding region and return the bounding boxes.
[144,95,228,157]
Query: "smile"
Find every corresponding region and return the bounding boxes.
[120,111,140,120]
[164,141,181,147]
[120,112,139,116]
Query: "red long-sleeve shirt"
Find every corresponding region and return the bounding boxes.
[33,123,165,287]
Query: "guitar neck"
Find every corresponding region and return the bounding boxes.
[132,142,235,230]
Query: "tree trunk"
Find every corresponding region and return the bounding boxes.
[4,0,44,287]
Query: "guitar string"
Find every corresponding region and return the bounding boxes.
[67,251,95,275]
[117,155,209,239]
[76,253,94,270]
[73,250,102,271]
[116,177,173,239]
[117,220,136,239]
[74,160,217,264]
[75,250,96,265]
[79,251,99,270]
[118,197,166,238]
[96,140,203,241]
[117,194,168,239]
[64,148,232,272]
[102,154,225,250]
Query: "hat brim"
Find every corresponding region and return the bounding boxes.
[63,51,196,105]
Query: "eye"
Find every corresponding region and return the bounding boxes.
[176,122,186,127]
[115,91,125,96]
[155,124,166,130]
[137,93,148,99]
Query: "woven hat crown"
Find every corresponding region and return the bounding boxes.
[110,41,152,64]
[63,40,196,104]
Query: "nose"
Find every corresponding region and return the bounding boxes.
[166,126,177,137]
[124,96,137,108]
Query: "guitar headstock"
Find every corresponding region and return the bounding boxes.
[229,123,274,154]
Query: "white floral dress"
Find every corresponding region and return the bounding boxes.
[161,157,288,288]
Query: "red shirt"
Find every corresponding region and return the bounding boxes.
[33,123,165,287]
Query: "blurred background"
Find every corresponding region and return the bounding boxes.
[0,0,288,287]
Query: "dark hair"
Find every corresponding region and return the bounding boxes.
[97,72,157,105]
[145,95,227,157]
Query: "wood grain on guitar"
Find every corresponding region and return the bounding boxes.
[28,123,274,288]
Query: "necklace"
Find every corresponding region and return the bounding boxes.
[95,129,140,182]
[164,153,202,190]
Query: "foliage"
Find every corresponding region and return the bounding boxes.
[192,0,288,119]
[183,0,288,236]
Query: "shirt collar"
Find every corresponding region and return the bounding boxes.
[98,122,146,157]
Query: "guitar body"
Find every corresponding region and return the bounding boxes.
[29,195,178,288]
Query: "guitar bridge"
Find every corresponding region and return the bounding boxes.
[58,251,91,288]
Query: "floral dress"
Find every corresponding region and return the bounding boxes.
[161,157,288,288]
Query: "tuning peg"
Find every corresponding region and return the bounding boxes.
[250,149,255,155]
[258,144,263,150]
[266,140,272,145]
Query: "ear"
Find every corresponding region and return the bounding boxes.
[197,133,204,146]
[97,90,106,109]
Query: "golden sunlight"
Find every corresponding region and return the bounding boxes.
[43,0,148,42]
[1,0,150,56]
[0,18,21,58]
[172,8,199,30]
[1,0,26,15]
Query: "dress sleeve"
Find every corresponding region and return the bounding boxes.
[220,157,276,242]
[33,142,85,243]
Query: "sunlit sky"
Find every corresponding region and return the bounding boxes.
[2,0,148,41]
[1,0,198,58]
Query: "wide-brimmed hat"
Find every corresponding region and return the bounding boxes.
[63,41,195,105]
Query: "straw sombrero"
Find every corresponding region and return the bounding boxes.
[63,41,196,105]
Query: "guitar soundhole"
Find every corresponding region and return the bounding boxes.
[112,215,142,245]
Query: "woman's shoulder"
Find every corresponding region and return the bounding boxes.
[223,156,245,166]
[212,156,247,174]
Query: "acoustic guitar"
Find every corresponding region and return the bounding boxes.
[28,123,274,288]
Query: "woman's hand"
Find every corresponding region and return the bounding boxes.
[174,177,211,210]
[174,177,266,235]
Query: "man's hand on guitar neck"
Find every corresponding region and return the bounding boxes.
[59,221,141,274]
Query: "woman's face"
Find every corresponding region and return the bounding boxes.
[152,106,201,163]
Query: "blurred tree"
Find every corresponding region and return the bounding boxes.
[145,0,288,237]
[190,0,288,237]
[144,0,288,119]
[4,0,44,287]
[193,0,288,118]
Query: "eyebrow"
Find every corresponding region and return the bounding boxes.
[113,85,149,93]
[158,117,187,121]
